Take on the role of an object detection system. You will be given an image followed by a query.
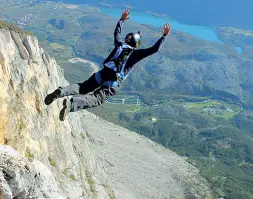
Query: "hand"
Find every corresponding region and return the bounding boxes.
[161,23,172,35]
[120,8,131,21]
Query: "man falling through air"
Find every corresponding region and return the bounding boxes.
[45,9,171,121]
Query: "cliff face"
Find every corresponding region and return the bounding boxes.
[0,27,213,199]
[0,27,116,198]
[0,145,65,199]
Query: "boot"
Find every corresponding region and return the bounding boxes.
[59,99,72,121]
[44,87,63,105]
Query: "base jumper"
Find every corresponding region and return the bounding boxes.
[44,9,171,121]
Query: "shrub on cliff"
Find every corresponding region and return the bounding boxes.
[0,20,32,35]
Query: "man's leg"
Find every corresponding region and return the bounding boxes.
[62,73,100,96]
[59,86,117,121]
[44,73,100,105]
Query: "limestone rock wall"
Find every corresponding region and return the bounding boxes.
[0,145,64,199]
[0,27,116,199]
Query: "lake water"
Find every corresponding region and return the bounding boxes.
[234,46,243,54]
[100,7,223,43]
[100,7,243,54]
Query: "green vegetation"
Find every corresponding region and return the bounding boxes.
[17,121,25,134]
[178,100,240,120]
[26,148,34,159]
[62,168,71,176]
[222,27,253,37]
[104,103,142,113]
[62,168,77,181]
[49,42,67,49]
[70,174,76,181]
[86,170,96,195]
[58,60,93,84]
[216,26,253,58]
[48,157,56,167]
[222,111,237,120]
[183,100,220,108]
[80,133,85,139]
[103,95,149,113]
[0,20,33,35]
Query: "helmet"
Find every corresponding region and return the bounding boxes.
[125,31,142,48]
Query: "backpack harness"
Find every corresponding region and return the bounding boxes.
[95,43,134,87]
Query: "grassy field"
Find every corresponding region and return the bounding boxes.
[176,100,241,120]
[183,100,220,108]
[106,94,241,121]
[49,42,67,49]
[104,103,141,112]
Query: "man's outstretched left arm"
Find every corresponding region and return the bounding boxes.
[134,23,171,61]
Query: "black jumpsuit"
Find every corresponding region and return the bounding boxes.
[62,19,167,112]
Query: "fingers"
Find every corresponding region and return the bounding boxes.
[164,23,171,30]
[168,23,172,35]
[121,8,131,20]
[123,8,130,15]
[163,23,172,35]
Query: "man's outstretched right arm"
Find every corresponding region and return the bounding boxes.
[114,19,124,46]
[114,9,131,46]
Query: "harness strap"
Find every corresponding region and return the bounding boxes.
[116,49,134,82]
[102,43,134,86]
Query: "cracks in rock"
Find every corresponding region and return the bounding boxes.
[21,37,32,59]
[42,52,50,66]
[35,94,41,113]
[2,170,12,182]
[10,30,29,60]
[9,78,14,90]
[13,190,26,199]
[0,52,5,69]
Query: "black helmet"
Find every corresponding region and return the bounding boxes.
[125,31,142,48]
